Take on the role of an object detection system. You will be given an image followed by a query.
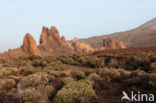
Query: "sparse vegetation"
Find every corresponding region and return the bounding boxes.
[18,72,49,88]
[70,70,85,80]
[0,79,16,90]
[53,80,96,103]
[0,52,156,103]
[0,67,15,77]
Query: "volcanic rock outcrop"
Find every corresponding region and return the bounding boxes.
[103,36,126,49]
[21,33,40,56]
[69,37,94,54]
[40,26,64,47]
[39,26,94,55]
[1,26,126,59]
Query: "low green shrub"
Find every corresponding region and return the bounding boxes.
[53,80,96,103]
[92,68,121,89]
[19,60,31,66]
[14,87,44,103]
[48,71,67,78]
[0,79,16,90]
[82,70,93,76]
[19,66,39,76]
[148,82,156,90]
[97,68,120,82]
[87,73,100,81]
[84,56,105,68]
[40,60,48,67]
[59,77,75,85]
[2,63,10,67]
[57,55,78,65]
[18,72,49,88]
[150,62,156,71]
[129,70,149,88]
[6,85,55,103]
[0,68,15,77]
[56,77,75,90]
[28,55,41,60]
[50,60,69,70]
[36,84,55,98]
[149,73,156,83]
[70,70,85,80]
[32,60,41,67]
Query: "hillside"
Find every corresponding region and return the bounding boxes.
[80,18,156,48]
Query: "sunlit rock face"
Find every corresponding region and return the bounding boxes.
[21,33,40,56]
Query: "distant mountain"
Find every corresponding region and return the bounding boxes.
[80,18,156,48]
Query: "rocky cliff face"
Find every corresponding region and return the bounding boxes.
[102,36,126,49]
[21,33,40,56]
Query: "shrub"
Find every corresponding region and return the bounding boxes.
[18,72,49,88]
[71,54,83,64]
[150,62,156,71]
[32,60,41,67]
[56,77,75,90]
[150,54,156,62]
[87,73,100,81]
[149,73,156,83]
[129,70,149,88]
[28,55,41,60]
[148,82,156,90]
[108,59,119,68]
[40,60,48,67]
[97,68,120,82]
[57,55,78,65]
[19,66,39,76]
[117,69,130,79]
[2,63,10,67]
[82,70,93,76]
[0,79,16,90]
[19,60,30,66]
[50,60,69,70]
[48,71,67,78]
[148,73,156,90]
[36,84,55,98]
[70,70,85,80]
[0,60,3,64]
[92,68,121,89]
[84,56,104,68]
[59,77,75,85]
[14,87,43,103]
[0,68,15,77]
[6,85,55,103]
[53,80,96,103]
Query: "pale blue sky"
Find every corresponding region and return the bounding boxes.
[0,0,156,52]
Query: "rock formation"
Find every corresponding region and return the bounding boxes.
[21,33,40,56]
[0,53,2,59]
[61,35,66,43]
[1,26,127,59]
[40,26,63,47]
[39,26,95,55]
[69,37,94,54]
[103,36,126,49]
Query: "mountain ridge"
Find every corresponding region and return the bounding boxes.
[80,18,156,48]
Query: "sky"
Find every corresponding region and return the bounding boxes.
[0,0,156,52]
